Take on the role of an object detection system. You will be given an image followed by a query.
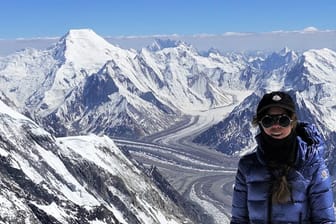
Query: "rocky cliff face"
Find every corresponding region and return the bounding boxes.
[0,100,199,223]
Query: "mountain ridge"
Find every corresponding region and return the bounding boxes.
[1,27,336,56]
[0,99,201,223]
[1,28,336,223]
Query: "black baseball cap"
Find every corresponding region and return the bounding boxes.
[257,91,295,118]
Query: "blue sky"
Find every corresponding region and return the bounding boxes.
[1,0,336,39]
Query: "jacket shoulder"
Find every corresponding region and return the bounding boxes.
[238,152,259,170]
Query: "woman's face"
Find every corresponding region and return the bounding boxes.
[261,107,293,139]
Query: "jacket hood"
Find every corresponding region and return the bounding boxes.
[295,122,325,167]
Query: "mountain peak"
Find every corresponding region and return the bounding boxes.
[148,38,186,51]
[279,47,291,55]
[59,28,113,50]
[303,26,319,32]
[54,29,123,67]
[66,28,97,38]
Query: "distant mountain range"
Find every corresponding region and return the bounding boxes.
[1,29,336,155]
[1,29,239,139]
[1,27,336,56]
[1,28,336,223]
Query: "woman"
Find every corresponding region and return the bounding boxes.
[230,91,335,223]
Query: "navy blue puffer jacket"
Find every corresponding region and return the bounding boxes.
[231,122,335,223]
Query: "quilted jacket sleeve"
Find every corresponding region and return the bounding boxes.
[308,151,335,223]
[230,157,249,224]
[297,122,335,223]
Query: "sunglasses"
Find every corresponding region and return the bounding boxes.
[259,114,293,128]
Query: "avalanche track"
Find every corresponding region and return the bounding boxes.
[114,106,240,224]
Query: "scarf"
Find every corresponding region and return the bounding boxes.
[258,129,298,204]
[259,129,297,165]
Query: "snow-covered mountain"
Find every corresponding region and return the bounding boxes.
[2,28,336,222]
[1,29,336,160]
[193,48,336,172]
[1,27,336,57]
[0,29,251,140]
[0,99,207,223]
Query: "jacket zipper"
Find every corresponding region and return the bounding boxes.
[267,182,273,223]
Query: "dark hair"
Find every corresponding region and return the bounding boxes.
[272,166,293,204]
